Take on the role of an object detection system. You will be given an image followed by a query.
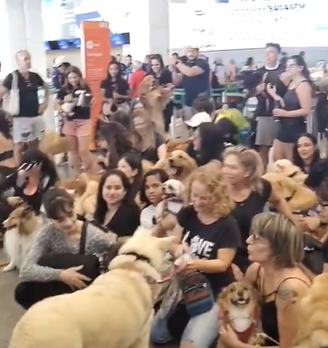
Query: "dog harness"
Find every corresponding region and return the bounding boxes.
[218,307,259,343]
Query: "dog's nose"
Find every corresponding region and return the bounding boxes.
[169,158,174,164]
[237,289,244,297]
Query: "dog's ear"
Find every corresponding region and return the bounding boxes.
[157,235,176,252]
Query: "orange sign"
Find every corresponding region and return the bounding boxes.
[80,21,111,150]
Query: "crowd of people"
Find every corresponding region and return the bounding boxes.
[0,42,327,348]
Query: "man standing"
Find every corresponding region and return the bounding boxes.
[169,46,210,120]
[0,50,49,162]
[254,43,288,167]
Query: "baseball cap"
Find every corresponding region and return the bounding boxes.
[54,56,69,68]
[185,112,212,128]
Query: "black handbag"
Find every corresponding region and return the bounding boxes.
[38,222,101,282]
[302,233,324,275]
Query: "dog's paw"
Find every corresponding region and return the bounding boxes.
[2,263,16,272]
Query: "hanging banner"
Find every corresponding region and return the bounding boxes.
[80,20,111,150]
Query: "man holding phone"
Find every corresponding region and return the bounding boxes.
[169,46,210,121]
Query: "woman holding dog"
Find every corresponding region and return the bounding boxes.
[151,168,242,348]
[220,212,311,348]
[54,66,94,176]
[148,54,175,133]
[139,169,169,230]
[15,188,117,309]
[222,146,295,273]
[100,60,130,118]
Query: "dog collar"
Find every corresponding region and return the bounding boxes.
[122,252,153,267]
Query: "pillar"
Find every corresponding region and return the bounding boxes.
[128,0,170,62]
[0,0,47,80]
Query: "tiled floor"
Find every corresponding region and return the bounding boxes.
[0,257,23,347]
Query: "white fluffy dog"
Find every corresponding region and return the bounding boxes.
[8,232,176,348]
[155,179,185,223]
[3,204,39,272]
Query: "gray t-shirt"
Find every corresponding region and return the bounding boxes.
[19,222,116,282]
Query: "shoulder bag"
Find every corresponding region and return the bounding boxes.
[178,270,215,317]
[3,71,20,116]
[38,221,101,282]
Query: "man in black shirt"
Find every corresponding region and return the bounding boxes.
[169,47,210,121]
[0,50,49,162]
[254,43,288,167]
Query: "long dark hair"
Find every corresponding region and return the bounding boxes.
[288,55,315,91]
[100,121,134,169]
[139,169,169,206]
[20,149,59,187]
[111,111,142,148]
[93,169,133,224]
[0,110,12,139]
[119,151,143,199]
[106,61,123,82]
[292,133,320,172]
[197,123,225,166]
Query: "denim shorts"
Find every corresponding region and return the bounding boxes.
[150,303,219,348]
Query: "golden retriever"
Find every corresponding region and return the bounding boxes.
[165,150,198,182]
[292,273,328,348]
[8,232,176,348]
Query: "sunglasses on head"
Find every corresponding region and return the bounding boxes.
[19,161,41,171]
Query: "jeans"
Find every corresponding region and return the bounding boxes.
[150,304,219,348]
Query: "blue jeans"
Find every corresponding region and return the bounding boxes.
[150,304,219,348]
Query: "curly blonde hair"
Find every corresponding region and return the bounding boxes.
[223,146,264,192]
[184,168,234,217]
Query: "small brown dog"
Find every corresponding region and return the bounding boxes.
[164,150,198,182]
[217,281,264,348]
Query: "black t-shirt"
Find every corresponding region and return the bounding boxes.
[254,65,287,117]
[148,68,173,86]
[103,202,140,237]
[57,85,92,120]
[100,78,129,102]
[182,59,210,107]
[3,70,44,117]
[178,206,242,296]
[232,179,272,272]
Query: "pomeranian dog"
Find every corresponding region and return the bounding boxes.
[217,281,264,348]
[2,204,39,272]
